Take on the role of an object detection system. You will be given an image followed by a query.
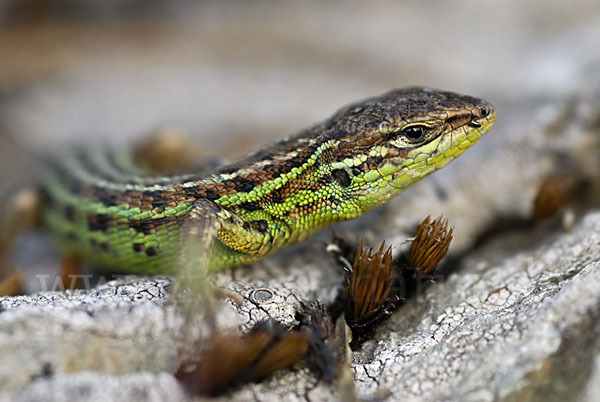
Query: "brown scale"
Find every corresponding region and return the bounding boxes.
[262,164,322,208]
[87,213,118,232]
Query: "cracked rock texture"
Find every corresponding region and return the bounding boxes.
[1,1,600,401]
[354,212,600,402]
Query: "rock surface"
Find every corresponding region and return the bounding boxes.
[355,212,600,402]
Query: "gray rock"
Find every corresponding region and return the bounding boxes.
[3,212,600,401]
[354,212,600,402]
[0,278,182,391]
[2,372,185,402]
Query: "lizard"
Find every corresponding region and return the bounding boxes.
[0,87,495,298]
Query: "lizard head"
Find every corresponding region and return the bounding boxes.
[317,87,496,216]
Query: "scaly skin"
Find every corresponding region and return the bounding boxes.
[40,87,495,276]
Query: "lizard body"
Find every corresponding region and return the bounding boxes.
[39,87,495,275]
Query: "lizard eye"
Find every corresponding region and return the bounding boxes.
[400,125,427,141]
[477,105,489,117]
[332,169,352,187]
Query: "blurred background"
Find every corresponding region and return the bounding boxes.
[1,0,599,160]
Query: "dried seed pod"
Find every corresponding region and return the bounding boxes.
[176,320,309,396]
[343,240,398,348]
[302,301,338,382]
[0,271,22,297]
[251,332,310,380]
[133,127,200,174]
[335,216,453,348]
[347,239,394,321]
[532,175,574,222]
[408,216,454,275]
[176,332,257,396]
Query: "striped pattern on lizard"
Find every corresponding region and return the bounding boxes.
[38,87,496,280]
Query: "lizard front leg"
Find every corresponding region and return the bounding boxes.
[173,198,285,327]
